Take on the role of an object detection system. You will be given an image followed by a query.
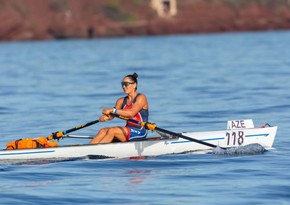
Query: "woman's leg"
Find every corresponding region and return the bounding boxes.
[89,127,109,144]
[90,126,128,144]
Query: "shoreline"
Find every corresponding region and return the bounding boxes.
[1,0,290,42]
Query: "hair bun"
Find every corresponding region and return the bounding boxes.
[132,73,138,79]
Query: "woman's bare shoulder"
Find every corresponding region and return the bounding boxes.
[115,97,125,107]
[136,93,148,102]
[138,93,147,98]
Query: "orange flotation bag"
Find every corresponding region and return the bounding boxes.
[6,136,58,150]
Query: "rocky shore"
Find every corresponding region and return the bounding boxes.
[1,0,290,41]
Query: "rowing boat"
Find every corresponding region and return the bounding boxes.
[0,119,277,163]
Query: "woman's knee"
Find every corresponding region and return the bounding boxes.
[109,127,127,141]
[107,127,117,136]
[98,128,109,135]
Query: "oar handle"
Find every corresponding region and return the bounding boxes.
[47,119,99,140]
[112,113,219,149]
[112,113,157,130]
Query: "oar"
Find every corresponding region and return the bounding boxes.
[112,113,224,149]
[47,119,99,140]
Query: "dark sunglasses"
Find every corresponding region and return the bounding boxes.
[121,81,135,87]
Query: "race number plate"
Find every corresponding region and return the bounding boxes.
[225,119,254,146]
[227,119,254,130]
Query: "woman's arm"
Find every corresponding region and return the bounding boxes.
[103,94,148,118]
[99,97,124,121]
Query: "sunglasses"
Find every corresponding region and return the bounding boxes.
[121,81,135,87]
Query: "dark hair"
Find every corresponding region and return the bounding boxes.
[126,73,138,84]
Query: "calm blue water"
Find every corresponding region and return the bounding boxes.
[1,31,290,204]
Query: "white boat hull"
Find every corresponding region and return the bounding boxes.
[0,126,277,163]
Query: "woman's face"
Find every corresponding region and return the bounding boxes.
[121,77,136,94]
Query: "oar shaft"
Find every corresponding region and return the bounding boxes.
[47,119,99,140]
[154,127,217,148]
[64,120,99,134]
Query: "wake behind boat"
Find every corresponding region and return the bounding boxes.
[0,119,277,164]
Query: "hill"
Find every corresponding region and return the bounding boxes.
[1,0,290,41]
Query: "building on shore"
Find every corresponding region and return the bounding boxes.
[151,0,177,17]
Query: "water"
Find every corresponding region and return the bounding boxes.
[1,31,290,204]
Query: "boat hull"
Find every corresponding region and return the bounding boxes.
[0,126,277,162]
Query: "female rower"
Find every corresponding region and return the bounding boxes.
[90,73,149,144]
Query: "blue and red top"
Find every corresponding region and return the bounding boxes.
[121,93,149,127]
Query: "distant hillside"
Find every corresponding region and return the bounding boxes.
[1,0,290,41]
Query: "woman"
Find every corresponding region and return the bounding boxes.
[90,73,149,144]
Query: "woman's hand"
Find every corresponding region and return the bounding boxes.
[99,115,110,122]
[102,108,113,115]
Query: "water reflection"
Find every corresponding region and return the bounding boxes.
[126,169,153,185]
